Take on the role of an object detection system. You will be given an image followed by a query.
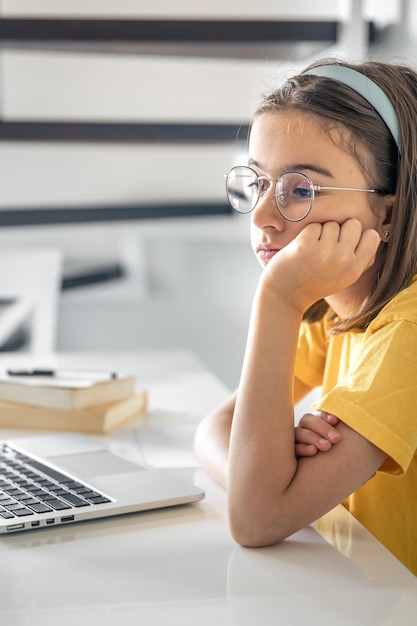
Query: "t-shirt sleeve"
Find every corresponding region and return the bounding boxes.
[294,318,329,389]
[313,320,417,476]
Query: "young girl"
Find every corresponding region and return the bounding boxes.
[194,58,417,576]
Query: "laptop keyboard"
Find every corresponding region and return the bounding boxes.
[0,444,111,521]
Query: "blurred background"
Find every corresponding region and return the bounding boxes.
[0,0,415,389]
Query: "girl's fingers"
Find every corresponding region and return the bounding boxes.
[295,442,319,458]
[297,412,341,443]
[294,426,333,451]
[312,410,340,426]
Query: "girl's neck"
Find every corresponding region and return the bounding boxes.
[325,269,374,319]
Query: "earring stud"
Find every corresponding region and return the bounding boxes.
[383,230,391,239]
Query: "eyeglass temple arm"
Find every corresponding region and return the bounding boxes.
[313,185,378,193]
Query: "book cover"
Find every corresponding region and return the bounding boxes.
[0,390,147,433]
[0,373,136,410]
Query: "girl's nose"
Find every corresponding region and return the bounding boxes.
[251,187,286,231]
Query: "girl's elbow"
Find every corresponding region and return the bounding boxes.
[228,508,289,548]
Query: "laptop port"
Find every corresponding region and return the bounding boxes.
[46,519,55,525]
[31,521,40,527]
[61,515,75,523]
[7,523,25,531]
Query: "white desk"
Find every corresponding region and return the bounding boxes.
[0,350,416,625]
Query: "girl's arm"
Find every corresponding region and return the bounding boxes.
[227,220,387,547]
[194,390,237,489]
[194,378,312,488]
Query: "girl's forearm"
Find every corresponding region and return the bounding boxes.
[194,392,237,489]
[228,280,303,545]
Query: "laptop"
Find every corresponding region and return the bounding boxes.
[0,431,205,534]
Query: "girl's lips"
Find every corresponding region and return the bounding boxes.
[256,246,281,262]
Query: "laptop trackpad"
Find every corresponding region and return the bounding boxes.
[49,450,146,479]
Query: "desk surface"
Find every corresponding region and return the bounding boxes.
[0,350,416,625]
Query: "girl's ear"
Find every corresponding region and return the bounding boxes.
[380,194,395,241]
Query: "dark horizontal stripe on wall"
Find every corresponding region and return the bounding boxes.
[62,263,126,290]
[0,18,340,44]
[0,121,250,143]
[0,203,233,227]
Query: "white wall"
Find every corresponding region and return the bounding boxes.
[0,1,346,19]
[57,230,262,389]
[0,0,414,392]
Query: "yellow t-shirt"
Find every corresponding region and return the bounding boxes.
[295,275,417,576]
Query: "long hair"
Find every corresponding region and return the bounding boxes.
[254,58,417,333]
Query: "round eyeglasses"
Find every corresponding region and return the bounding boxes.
[225,166,380,222]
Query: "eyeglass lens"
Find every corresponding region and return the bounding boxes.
[226,166,313,221]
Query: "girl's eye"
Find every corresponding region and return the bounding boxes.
[293,186,312,199]
[258,179,270,195]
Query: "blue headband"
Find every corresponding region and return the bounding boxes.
[304,64,401,153]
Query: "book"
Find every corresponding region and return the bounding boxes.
[0,372,136,411]
[0,390,147,433]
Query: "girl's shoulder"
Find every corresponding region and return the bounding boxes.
[370,274,417,330]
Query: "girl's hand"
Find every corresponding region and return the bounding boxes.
[263,219,381,312]
[295,411,341,458]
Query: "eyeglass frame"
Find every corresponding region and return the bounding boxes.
[225,165,383,223]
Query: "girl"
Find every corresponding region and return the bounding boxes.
[194,58,417,576]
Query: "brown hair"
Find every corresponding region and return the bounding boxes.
[254,58,417,333]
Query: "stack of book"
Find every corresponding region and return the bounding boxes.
[0,369,147,433]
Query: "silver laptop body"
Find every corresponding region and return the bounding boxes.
[0,432,204,534]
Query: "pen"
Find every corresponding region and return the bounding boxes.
[6,368,118,380]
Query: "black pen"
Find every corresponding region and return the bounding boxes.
[6,368,118,380]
